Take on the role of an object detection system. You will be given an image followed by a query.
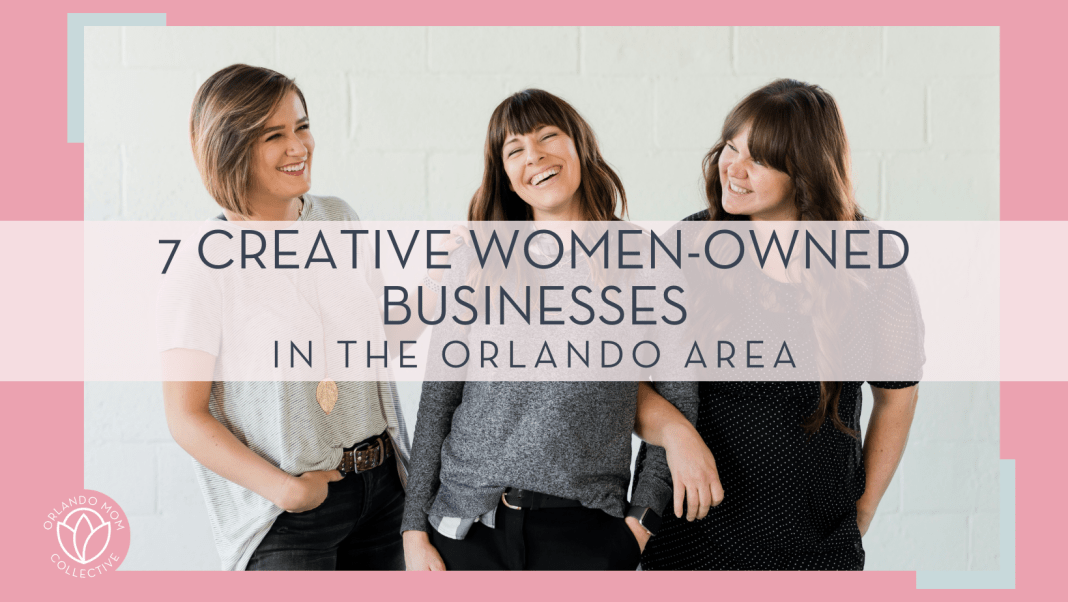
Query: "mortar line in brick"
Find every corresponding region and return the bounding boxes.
[966,513,973,569]
[425,28,431,72]
[881,27,888,75]
[898,455,905,512]
[877,156,886,220]
[155,444,162,515]
[730,27,738,75]
[924,84,932,146]
[120,144,127,218]
[120,27,126,67]
[273,27,279,66]
[652,78,659,150]
[347,72,354,142]
[577,27,583,75]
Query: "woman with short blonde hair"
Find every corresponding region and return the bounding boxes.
[162,64,413,571]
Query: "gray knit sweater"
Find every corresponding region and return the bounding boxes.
[401,241,699,533]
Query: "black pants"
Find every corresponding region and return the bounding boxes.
[246,458,405,571]
[428,504,641,570]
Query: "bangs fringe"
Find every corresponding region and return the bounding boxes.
[492,91,574,148]
[723,92,795,176]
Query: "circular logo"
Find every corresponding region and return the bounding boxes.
[43,490,130,578]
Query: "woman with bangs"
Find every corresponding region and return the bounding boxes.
[401,89,699,571]
[633,79,924,570]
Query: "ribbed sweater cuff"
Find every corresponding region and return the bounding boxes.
[400,506,429,534]
[630,480,672,516]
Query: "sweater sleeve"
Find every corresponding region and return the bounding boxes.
[628,231,700,515]
[400,246,474,533]
[400,380,465,532]
[629,380,699,515]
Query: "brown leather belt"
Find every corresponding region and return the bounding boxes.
[337,436,392,475]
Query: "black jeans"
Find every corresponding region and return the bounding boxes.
[428,504,641,570]
[246,458,405,571]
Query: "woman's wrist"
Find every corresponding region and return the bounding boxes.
[856,498,877,518]
[661,420,701,453]
[271,472,299,511]
[856,502,876,536]
[403,530,430,542]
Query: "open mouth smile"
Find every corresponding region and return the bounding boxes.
[729,181,753,195]
[279,161,307,175]
[530,167,560,187]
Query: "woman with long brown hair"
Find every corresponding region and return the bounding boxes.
[401,89,698,570]
[635,79,923,570]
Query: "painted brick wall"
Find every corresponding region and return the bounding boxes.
[82,26,1000,570]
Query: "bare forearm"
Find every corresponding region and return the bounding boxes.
[634,381,722,520]
[635,381,698,445]
[164,388,294,508]
[859,385,919,518]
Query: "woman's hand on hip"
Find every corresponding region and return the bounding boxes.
[664,423,725,521]
[403,530,447,571]
[277,469,343,513]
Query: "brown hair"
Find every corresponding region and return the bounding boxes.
[468,89,627,222]
[703,79,864,437]
[190,64,307,217]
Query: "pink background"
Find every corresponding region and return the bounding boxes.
[1,1,1065,599]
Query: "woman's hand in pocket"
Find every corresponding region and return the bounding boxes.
[856,505,875,537]
[276,470,343,513]
[403,531,447,571]
[624,516,651,553]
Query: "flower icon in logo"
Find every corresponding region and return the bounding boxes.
[56,508,111,565]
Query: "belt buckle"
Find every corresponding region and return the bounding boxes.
[352,439,372,472]
[346,435,387,473]
[501,491,522,510]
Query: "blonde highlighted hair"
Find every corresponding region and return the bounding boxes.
[190,64,307,216]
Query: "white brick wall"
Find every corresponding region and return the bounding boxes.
[859,382,1000,570]
[430,27,580,74]
[736,27,883,76]
[84,26,1000,223]
[83,26,1001,571]
[582,27,732,75]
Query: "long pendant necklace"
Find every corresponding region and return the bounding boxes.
[292,198,339,415]
[316,379,338,414]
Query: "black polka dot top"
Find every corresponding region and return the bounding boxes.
[637,211,923,571]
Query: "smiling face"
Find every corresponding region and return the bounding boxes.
[247,90,314,209]
[501,125,583,221]
[719,125,796,221]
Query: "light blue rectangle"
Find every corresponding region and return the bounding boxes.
[916,459,1015,589]
[68,13,167,143]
